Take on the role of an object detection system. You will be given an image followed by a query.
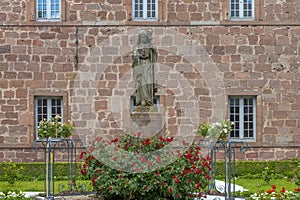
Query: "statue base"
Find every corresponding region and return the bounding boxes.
[132,105,159,113]
[127,96,163,136]
[130,96,160,114]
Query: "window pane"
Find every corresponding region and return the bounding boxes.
[249,130,253,137]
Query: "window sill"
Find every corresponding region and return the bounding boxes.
[221,20,300,26]
[229,139,256,143]
[36,19,62,22]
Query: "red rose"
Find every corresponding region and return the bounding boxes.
[111,138,118,143]
[169,187,173,193]
[79,151,86,159]
[185,153,193,158]
[89,146,94,152]
[92,176,98,186]
[109,186,113,190]
[271,184,276,190]
[281,187,286,193]
[196,168,202,174]
[267,189,274,194]
[80,169,87,175]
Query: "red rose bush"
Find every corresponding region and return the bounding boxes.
[80,133,211,199]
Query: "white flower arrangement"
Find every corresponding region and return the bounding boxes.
[198,120,234,142]
[37,115,73,140]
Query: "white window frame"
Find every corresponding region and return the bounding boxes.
[34,96,63,138]
[36,0,61,21]
[229,0,254,20]
[228,96,256,142]
[132,0,158,21]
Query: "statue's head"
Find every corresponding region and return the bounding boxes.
[137,30,152,46]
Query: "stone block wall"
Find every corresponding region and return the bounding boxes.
[0,0,300,162]
[0,0,300,25]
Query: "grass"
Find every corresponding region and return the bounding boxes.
[0,180,91,194]
[0,178,298,196]
[235,178,298,194]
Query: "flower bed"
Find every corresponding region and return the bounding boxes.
[80,133,212,199]
[249,185,300,200]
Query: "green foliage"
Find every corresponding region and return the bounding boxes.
[293,162,300,187]
[262,167,274,183]
[0,180,90,194]
[0,162,84,182]
[37,115,73,139]
[80,134,211,199]
[215,160,299,179]
[1,160,23,186]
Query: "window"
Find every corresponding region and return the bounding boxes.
[229,0,254,20]
[228,96,256,141]
[132,0,158,21]
[35,97,63,138]
[36,0,61,21]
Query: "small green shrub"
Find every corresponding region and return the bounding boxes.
[2,160,23,186]
[293,162,300,187]
[262,167,274,183]
[215,160,299,179]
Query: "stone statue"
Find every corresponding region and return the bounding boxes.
[132,30,157,106]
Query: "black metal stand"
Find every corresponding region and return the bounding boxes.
[32,138,77,199]
[200,140,248,200]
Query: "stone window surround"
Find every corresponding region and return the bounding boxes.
[29,90,69,143]
[27,0,66,23]
[228,0,254,20]
[222,0,263,22]
[127,0,166,22]
[226,88,262,145]
[36,0,62,21]
[228,95,256,142]
[131,0,158,21]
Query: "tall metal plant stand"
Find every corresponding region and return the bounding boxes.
[32,138,77,200]
[209,140,248,200]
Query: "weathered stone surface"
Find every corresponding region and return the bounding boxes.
[0,45,11,53]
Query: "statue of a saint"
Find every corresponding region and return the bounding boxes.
[132,30,157,106]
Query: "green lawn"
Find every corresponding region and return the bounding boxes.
[235,178,298,194]
[0,179,298,195]
[0,180,91,194]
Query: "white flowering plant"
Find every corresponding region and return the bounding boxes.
[0,191,26,200]
[38,115,73,140]
[198,120,234,142]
